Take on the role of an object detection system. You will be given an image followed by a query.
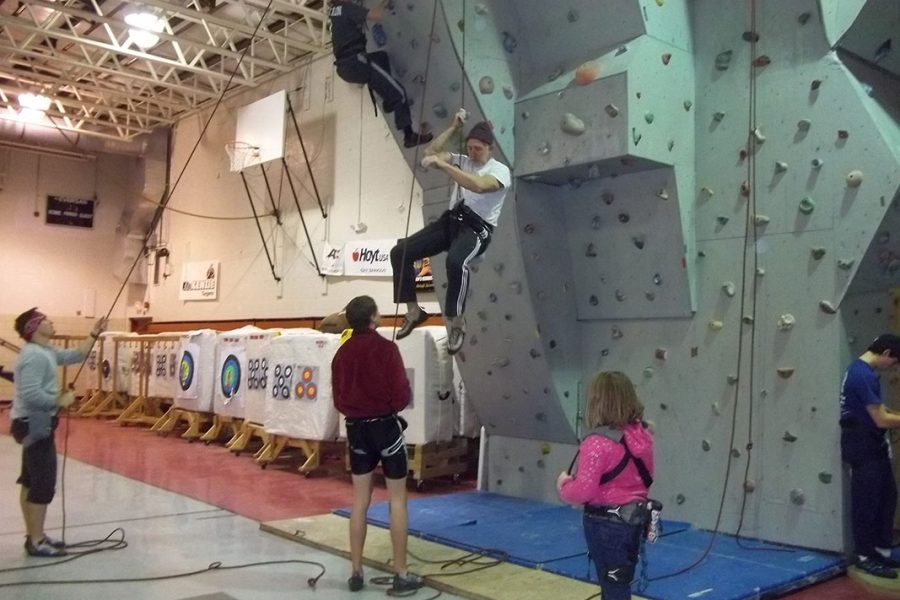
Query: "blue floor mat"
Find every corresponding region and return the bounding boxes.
[334,492,843,599]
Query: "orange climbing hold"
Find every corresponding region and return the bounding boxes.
[574,62,600,86]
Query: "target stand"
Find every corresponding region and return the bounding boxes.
[226,421,273,456]
[200,414,243,444]
[115,336,173,427]
[150,407,212,440]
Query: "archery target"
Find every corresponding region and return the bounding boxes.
[220,354,241,402]
[179,350,195,392]
[102,359,111,379]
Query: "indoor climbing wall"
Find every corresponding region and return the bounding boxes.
[379,0,899,553]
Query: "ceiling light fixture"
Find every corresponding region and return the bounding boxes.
[125,12,166,50]
[18,92,52,122]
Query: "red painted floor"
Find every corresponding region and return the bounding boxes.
[0,410,893,599]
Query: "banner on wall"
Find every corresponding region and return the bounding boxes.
[180,261,219,301]
[342,239,393,277]
[320,242,344,276]
[414,257,434,292]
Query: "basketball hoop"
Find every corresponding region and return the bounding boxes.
[225,141,260,172]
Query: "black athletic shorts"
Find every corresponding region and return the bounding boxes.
[345,415,408,479]
[14,418,59,505]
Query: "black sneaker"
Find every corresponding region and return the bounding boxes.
[856,557,898,579]
[347,571,364,592]
[41,535,66,549]
[447,326,465,355]
[874,554,900,569]
[397,310,429,340]
[404,132,433,148]
[392,572,424,592]
[24,537,67,558]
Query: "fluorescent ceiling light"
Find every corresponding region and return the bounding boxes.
[125,12,166,50]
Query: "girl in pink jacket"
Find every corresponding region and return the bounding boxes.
[557,371,655,600]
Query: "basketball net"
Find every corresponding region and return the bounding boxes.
[224,141,261,172]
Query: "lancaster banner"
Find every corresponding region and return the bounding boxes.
[342,239,393,277]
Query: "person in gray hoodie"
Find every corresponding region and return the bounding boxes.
[10,307,106,557]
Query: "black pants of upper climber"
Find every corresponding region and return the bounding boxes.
[334,51,412,132]
[391,210,491,318]
[842,424,897,557]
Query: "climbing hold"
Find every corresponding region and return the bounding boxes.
[744,480,756,493]
[797,119,811,131]
[798,12,811,24]
[644,112,655,124]
[450,81,461,92]
[633,236,645,250]
[643,366,654,378]
[837,259,855,270]
[712,402,721,415]
[656,0,664,5]
[540,443,552,456]
[602,192,615,205]
[752,55,771,68]
[701,440,711,451]
[683,100,692,111]
[667,140,675,151]
[657,189,669,201]
[585,243,597,258]
[478,76,494,94]
[502,85,514,100]
[798,197,815,215]
[604,104,619,118]
[676,494,686,505]
[818,472,832,484]
[567,8,578,22]
[716,215,729,225]
[615,289,627,302]
[715,50,733,71]
[777,367,795,379]
[742,315,754,325]
[708,320,724,331]
[591,216,602,230]
[789,489,805,506]
[755,267,765,277]
[561,113,586,135]
[660,403,668,410]
[632,128,642,145]
[493,263,504,275]
[810,247,826,259]
[529,348,541,359]
[474,3,487,15]
[819,300,837,314]
[432,103,448,119]
[538,142,551,155]
[742,31,760,42]
[739,149,748,161]
[727,375,739,385]
[713,111,726,122]
[655,348,668,361]
[574,62,600,86]
[372,23,388,47]
[611,327,623,339]
[838,130,849,139]
[645,291,656,301]
[618,213,630,223]
[701,186,714,197]
[523,223,535,234]
[588,295,599,306]
[723,281,736,297]
[754,214,770,226]
[846,169,863,188]
[810,79,822,91]
[777,314,796,331]
[501,31,517,53]
[409,38,419,50]
[493,357,509,368]
[877,231,891,245]
[741,181,750,196]
[662,53,672,65]
[520,110,529,120]
[775,161,788,172]
[731,448,741,458]
[488,293,497,303]
[751,128,766,144]
[782,431,797,442]
[616,45,628,56]
[508,281,522,294]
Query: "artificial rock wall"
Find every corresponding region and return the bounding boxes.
[376,0,899,551]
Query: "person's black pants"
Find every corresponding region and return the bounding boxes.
[842,425,897,557]
[335,51,412,132]
[390,210,490,318]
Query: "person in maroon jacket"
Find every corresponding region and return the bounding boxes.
[331,295,424,594]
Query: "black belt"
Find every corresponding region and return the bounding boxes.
[584,501,648,526]
[451,204,492,237]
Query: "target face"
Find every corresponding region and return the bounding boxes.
[220,354,241,400]
[101,359,111,379]
[179,351,195,391]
